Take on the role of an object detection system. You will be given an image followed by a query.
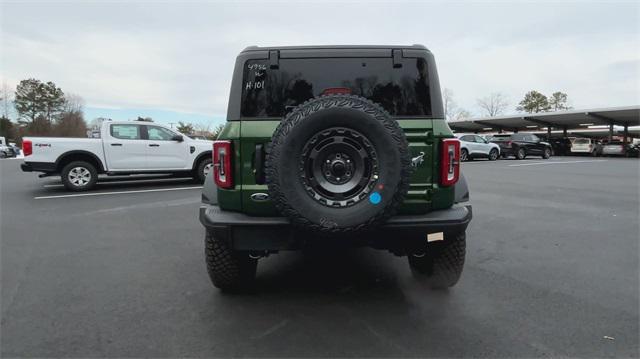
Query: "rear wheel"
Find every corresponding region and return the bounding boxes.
[61,161,98,191]
[408,232,466,289]
[460,148,469,162]
[205,230,257,291]
[542,147,551,159]
[515,147,526,160]
[488,148,499,161]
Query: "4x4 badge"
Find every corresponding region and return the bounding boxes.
[411,152,425,167]
[250,193,270,202]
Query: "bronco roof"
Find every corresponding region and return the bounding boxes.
[241,44,430,53]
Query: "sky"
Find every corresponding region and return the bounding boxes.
[1,1,639,128]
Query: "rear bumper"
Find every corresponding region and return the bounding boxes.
[200,204,472,252]
[21,161,57,173]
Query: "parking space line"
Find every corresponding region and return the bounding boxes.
[34,186,203,200]
[508,160,607,167]
[42,177,190,188]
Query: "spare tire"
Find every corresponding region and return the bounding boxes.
[266,95,412,234]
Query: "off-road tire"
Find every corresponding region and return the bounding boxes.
[408,232,466,289]
[61,161,98,191]
[516,147,526,160]
[542,147,551,159]
[460,148,469,162]
[195,157,213,183]
[489,148,499,161]
[205,230,257,291]
[266,94,412,234]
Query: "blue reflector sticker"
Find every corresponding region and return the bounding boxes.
[369,192,381,205]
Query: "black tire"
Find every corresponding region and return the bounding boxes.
[460,148,469,162]
[195,157,213,183]
[61,161,98,191]
[205,230,257,291]
[266,95,412,234]
[488,148,499,161]
[515,147,526,160]
[542,147,551,159]
[408,232,466,289]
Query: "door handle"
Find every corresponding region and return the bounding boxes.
[149,144,160,147]
[110,143,122,146]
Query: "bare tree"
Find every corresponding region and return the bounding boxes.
[442,88,472,121]
[1,81,13,119]
[477,92,509,117]
[63,93,85,114]
[442,88,455,121]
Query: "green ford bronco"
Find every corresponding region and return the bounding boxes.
[200,45,471,291]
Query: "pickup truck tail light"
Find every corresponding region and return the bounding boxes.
[440,138,460,187]
[505,140,512,148]
[213,140,233,189]
[23,140,32,156]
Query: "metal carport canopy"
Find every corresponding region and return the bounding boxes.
[448,105,640,133]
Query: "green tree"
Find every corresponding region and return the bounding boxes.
[549,91,571,111]
[516,90,550,113]
[0,116,16,140]
[136,116,153,122]
[176,121,194,134]
[14,79,66,124]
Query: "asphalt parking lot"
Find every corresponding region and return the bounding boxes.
[1,156,638,357]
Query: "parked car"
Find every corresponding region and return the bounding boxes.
[8,143,21,156]
[488,133,552,160]
[457,134,500,161]
[570,138,601,156]
[200,45,472,291]
[21,121,213,191]
[601,141,627,156]
[625,142,640,158]
[0,144,16,158]
[547,137,573,156]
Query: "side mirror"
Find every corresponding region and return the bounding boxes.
[172,134,184,142]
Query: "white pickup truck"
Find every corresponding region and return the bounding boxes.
[21,121,213,191]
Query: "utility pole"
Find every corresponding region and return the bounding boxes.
[168,122,176,129]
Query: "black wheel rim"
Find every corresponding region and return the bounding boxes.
[461,150,468,161]
[300,127,378,208]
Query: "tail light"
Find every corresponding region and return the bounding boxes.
[505,140,512,148]
[440,138,460,187]
[213,140,233,189]
[23,140,32,156]
[321,87,352,96]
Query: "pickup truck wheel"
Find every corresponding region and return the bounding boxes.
[61,161,97,191]
[488,149,499,161]
[196,157,213,183]
[542,148,551,159]
[408,232,466,289]
[205,230,257,291]
[515,147,526,160]
[266,94,411,234]
[460,149,469,162]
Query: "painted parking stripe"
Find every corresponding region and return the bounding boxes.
[509,160,607,167]
[42,177,190,188]
[34,186,203,200]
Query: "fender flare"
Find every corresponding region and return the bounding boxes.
[454,172,470,203]
[55,150,106,172]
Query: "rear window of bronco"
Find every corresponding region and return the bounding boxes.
[240,57,432,118]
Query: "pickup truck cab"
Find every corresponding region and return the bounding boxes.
[21,121,213,191]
